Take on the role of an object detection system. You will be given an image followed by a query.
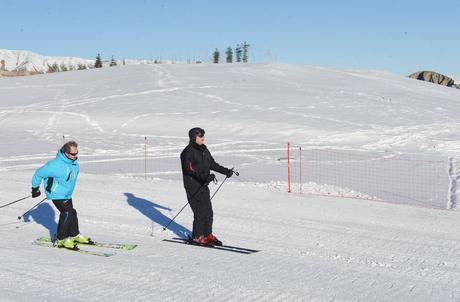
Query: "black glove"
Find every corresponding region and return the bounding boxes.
[225,168,234,178]
[31,187,41,198]
[205,174,216,185]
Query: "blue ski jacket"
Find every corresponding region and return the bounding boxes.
[32,150,79,200]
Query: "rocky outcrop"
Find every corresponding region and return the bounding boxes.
[408,71,455,87]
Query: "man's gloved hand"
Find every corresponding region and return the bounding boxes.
[205,174,216,185]
[226,168,234,178]
[31,187,41,198]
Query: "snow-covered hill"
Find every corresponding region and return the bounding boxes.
[1,61,459,159]
[1,62,460,301]
[0,49,93,76]
[0,49,182,77]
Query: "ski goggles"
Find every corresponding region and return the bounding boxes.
[197,129,205,137]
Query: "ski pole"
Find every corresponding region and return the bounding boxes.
[163,170,238,231]
[0,195,31,209]
[209,176,228,200]
[209,170,238,201]
[163,184,205,231]
[17,197,46,220]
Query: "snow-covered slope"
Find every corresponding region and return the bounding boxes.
[1,62,459,159]
[3,170,460,301]
[1,63,460,301]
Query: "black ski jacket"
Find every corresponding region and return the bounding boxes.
[180,141,228,189]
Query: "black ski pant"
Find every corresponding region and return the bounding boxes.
[186,185,213,239]
[52,198,80,240]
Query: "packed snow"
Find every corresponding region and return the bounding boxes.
[1,62,460,301]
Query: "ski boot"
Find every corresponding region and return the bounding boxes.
[56,237,76,249]
[206,234,223,246]
[72,234,90,244]
[191,235,214,247]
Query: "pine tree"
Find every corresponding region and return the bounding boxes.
[225,46,233,63]
[242,41,250,63]
[213,48,220,63]
[94,54,103,68]
[52,63,59,72]
[235,44,242,62]
[110,55,117,67]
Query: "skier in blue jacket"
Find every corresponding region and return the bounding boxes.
[31,141,89,249]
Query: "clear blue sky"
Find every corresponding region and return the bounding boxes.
[3,0,459,76]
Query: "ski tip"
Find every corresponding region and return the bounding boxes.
[121,245,137,250]
[37,237,52,242]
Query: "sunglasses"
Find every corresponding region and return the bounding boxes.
[69,152,78,156]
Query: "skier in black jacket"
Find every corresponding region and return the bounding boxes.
[180,127,234,246]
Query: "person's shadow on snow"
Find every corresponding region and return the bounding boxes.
[124,193,190,238]
[23,202,57,238]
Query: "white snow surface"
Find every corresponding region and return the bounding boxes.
[1,62,460,301]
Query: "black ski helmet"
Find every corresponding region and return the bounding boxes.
[188,127,205,141]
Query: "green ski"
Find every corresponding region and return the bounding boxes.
[36,237,137,250]
[32,238,114,257]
